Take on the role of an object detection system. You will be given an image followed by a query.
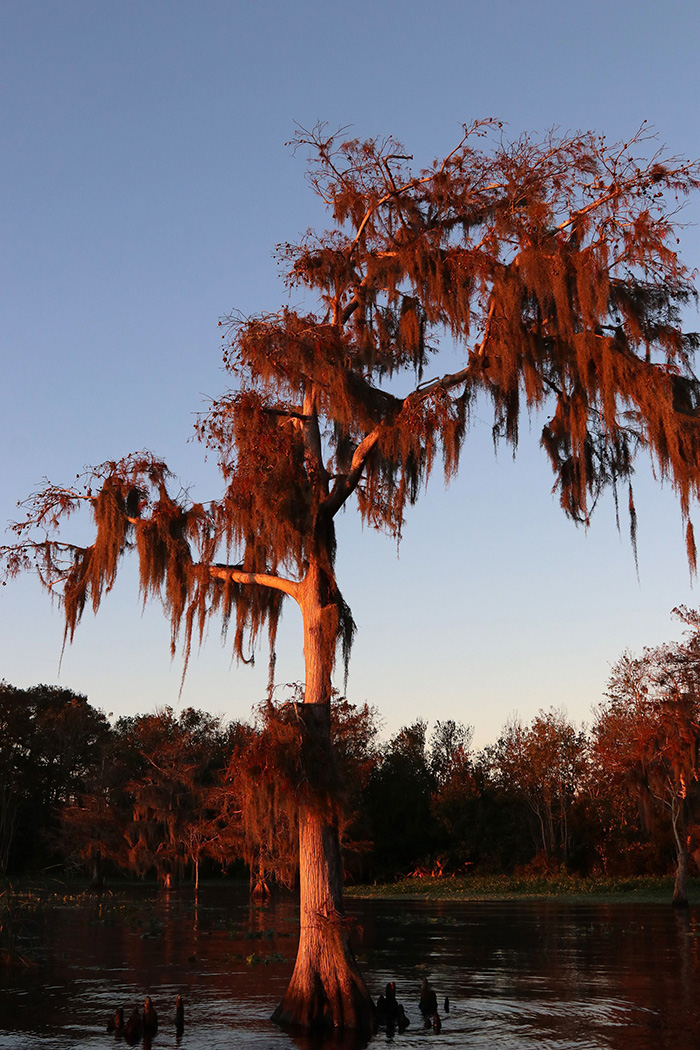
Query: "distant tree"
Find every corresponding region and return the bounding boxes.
[428,720,476,871]
[58,728,125,889]
[456,749,535,872]
[570,745,643,876]
[330,697,380,880]
[114,707,226,888]
[490,709,588,864]
[0,685,34,873]
[0,683,110,873]
[4,121,700,1029]
[593,610,700,904]
[430,719,474,786]
[365,720,436,875]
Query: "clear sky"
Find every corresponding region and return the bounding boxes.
[2,0,700,748]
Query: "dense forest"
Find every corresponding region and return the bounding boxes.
[3,608,700,895]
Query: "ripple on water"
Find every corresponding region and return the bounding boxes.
[1,892,699,1050]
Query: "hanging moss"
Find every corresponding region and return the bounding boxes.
[5,121,700,695]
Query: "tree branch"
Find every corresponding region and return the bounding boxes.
[209,565,299,599]
[347,121,502,257]
[324,358,478,517]
[324,431,381,516]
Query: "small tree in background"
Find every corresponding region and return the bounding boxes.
[594,608,700,905]
[115,708,226,888]
[0,683,110,874]
[490,709,588,864]
[4,121,700,1029]
[428,721,477,872]
[58,730,127,889]
[365,720,436,875]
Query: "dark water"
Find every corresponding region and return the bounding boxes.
[2,885,700,1049]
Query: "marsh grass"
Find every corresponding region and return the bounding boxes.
[346,873,700,903]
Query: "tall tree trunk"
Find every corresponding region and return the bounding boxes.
[272,568,376,1032]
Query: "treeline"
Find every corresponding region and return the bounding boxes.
[3,608,700,897]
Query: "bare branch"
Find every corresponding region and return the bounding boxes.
[209,564,299,599]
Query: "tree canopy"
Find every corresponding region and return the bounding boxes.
[4,120,700,688]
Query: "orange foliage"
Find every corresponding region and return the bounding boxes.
[4,120,700,692]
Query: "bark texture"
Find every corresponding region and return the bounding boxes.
[272,700,376,1032]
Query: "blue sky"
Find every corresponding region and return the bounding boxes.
[2,0,700,747]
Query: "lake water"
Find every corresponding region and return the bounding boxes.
[1,884,699,1050]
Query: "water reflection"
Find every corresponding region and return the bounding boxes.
[1,887,700,1049]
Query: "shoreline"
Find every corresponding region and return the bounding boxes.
[344,874,700,904]
[3,873,698,906]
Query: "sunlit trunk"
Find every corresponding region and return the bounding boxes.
[272,566,376,1032]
